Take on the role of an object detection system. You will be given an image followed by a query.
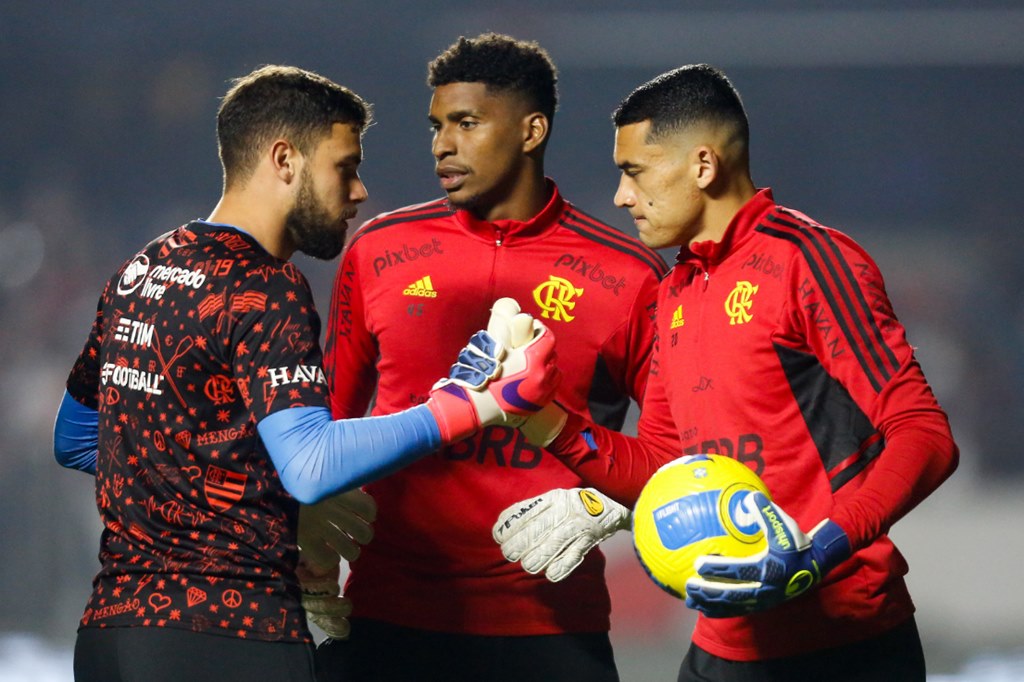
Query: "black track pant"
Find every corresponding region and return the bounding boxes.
[74,627,317,682]
[315,617,620,682]
[678,616,926,682]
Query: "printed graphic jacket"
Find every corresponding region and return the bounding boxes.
[64,222,329,642]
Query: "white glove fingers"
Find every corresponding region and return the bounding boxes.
[322,526,363,563]
[519,525,586,573]
[544,535,594,583]
[323,509,375,545]
[297,540,342,576]
[304,594,353,640]
[328,488,378,522]
[507,312,535,348]
[487,297,521,347]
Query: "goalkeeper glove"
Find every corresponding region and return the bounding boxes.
[296,560,352,640]
[427,297,560,443]
[685,491,850,618]
[297,487,377,574]
[493,487,631,583]
[295,488,375,640]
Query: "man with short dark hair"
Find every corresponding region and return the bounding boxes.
[53,64,558,682]
[510,63,959,681]
[312,34,670,682]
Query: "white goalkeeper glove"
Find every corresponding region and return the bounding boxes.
[296,488,376,640]
[493,487,631,583]
[427,297,561,443]
[296,561,352,640]
[297,487,377,573]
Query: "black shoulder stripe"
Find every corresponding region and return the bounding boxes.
[757,212,898,392]
[769,210,900,377]
[566,206,665,259]
[348,200,452,249]
[561,209,668,277]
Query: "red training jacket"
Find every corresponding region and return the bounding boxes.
[549,189,958,660]
[323,181,670,635]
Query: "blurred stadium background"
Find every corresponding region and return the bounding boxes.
[2,2,1023,680]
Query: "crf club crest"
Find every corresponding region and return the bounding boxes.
[204,465,247,511]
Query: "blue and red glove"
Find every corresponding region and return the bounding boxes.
[685,491,851,618]
[427,298,560,444]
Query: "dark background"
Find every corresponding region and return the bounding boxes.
[2,2,1022,678]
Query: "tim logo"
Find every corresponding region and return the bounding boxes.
[725,281,758,325]
[533,276,583,322]
[116,254,150,295]
[114,317,155,346]
[204,465,247,512]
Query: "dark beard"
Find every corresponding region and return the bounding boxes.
[285,172,345,260]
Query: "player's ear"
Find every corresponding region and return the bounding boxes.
[270,139,299,184]
[694,145,718,190]
[522,113,549,154]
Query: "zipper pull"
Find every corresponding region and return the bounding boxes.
[495,227,505,246]
[703,270,710,291]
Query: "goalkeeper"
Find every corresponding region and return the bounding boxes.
[52,63,560,682]
[312,33,671,682]
[494,65,958,681]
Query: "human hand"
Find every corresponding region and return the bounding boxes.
[427,298,560,443]
[685,491,850,618]
[493,487,630,582]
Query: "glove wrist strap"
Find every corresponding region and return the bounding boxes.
[811,519,851,576]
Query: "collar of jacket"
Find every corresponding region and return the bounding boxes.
[453,178,566,244]
[677,187,776,266]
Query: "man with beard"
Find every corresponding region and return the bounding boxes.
[53,64,560,682]
[313,34,670,682]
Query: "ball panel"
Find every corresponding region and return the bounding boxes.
[631,454,772,599]
[653,489,726,550]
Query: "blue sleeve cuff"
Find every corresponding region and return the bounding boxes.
[257,404,442,504]
[54,390,98,475]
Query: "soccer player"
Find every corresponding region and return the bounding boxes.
[312,34,671,681]
[501,64,959,681]
[52,64,558,682]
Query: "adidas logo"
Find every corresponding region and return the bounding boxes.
[403,276,438,298]
[670,305,685,329]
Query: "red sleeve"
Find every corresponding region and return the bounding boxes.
[323,240,379,419]
[782,219,958,549]
[601,269,660,403]
[548,326,681,507]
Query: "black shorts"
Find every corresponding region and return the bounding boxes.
[315,617,619,682]
[677,616,926,682]
[74,626,317,682]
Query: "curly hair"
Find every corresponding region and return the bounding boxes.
[428,33,558,120]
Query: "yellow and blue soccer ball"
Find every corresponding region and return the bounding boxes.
[632,454,771,599]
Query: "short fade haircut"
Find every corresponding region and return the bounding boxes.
[428,33,558,121]
[217,64,372,188]
[612,64,748,148]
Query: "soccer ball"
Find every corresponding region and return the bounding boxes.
[632,454,771,599]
